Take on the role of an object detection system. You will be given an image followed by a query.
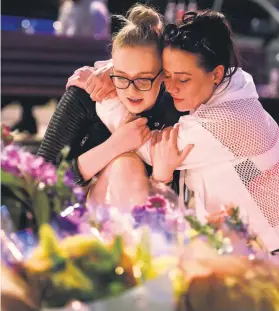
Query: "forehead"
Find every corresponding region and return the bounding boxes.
[162,47,200,72]
[112,46,161,75]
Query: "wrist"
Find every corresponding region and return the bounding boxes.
[108,135,127,157]
[151,172,173,184]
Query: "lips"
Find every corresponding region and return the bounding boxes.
[172,97,184,103]
[127,97,144,105]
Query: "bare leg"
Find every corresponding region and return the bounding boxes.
[87,152,149,211]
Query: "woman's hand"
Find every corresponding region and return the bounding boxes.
[66,61,116,102]
[110,117,151,154]
[150,125,194,182]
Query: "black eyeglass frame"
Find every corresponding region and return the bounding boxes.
[110,69,162,91]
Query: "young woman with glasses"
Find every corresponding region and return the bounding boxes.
[38,4,189,208]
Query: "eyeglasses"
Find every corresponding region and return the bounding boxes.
[110,69,162,91]
[163,24,216,56]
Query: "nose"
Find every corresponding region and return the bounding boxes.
[126,83,141,96]
[164,78,180,95]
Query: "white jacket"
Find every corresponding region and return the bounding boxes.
[96,68,279,251]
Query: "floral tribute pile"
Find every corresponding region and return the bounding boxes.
[1,124,278,311]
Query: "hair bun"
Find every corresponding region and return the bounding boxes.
[127,4,162,30]
[182,11,198,23]
[181,10,231,39]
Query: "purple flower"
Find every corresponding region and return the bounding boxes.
[25,156,57,186]
[131,205,146,223]
[60,204,86,224]
[39,162,57,185]
[64,169,74,187]
[147,212,165,230]
[1,145,57,186]
[73,186,86,203]
[52,215,79,236]
[52,204,87,236]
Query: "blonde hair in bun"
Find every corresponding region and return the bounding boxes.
[112,3,164,53]
[127,4,163,30]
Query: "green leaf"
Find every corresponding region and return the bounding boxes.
[53,196,62,214]
[56,146,71,188]
[52,261,94,293]
[111,235,123,263]
[57,162,69,187]
[136,228,152,280]
[1,170,25,188]
[32,186,51,226]
[60,146,71,161]
[10,187,29,204]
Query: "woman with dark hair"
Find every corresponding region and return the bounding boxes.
[151,11,279,252]
[67,10,279,252]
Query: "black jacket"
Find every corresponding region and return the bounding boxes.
[38,86,184,186]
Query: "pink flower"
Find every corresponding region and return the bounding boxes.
[1,143,57,185]
[146,195,167,214]
[1,124,14,145]
[19,153,57,185]
[1,145,21,176]
[147,195,167,208]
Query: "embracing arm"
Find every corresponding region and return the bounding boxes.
[133,115,232,184]
[38,86,96,164]
[38,86,121,186]
[77,117,151,181]
[38,86,150,185]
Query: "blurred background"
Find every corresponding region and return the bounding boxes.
[2,0,279,152]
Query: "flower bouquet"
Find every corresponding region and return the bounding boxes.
[1,125,176,311]
[2,124,278,311]
[184,206,268,258]
[174,241,279,311]
[1,220,175,311]
[1,124,86,233]
[171,206,279,311]
[77,182,186,261]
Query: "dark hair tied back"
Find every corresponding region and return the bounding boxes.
[163,9,241,86]
[182,11,198,23]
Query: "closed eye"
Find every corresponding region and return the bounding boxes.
[180,79,190,83]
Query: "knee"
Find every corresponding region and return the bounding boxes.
[88,152,149,208]
[107,152,147,180]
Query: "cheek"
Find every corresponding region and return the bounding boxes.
[183,80,211,97]
[144,80,162,102]
[198,81,214,97]
[116,89,127,100]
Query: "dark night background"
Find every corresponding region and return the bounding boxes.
[2,0,279,136]
[1,0,274,36]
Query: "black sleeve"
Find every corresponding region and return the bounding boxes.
[37,86,96,165]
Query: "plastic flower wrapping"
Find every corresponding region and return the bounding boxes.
[0,126,176,310]
[174,241,279,311]
[1,124,279,311]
